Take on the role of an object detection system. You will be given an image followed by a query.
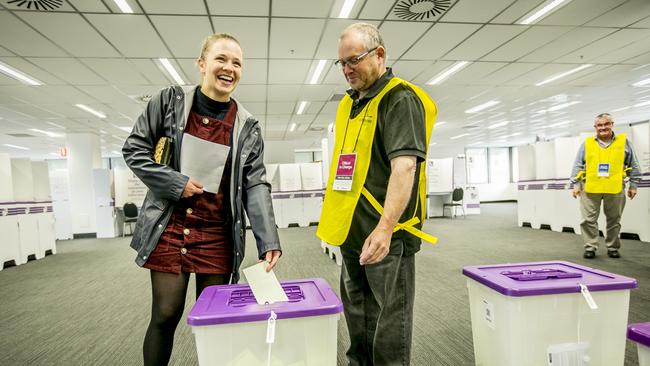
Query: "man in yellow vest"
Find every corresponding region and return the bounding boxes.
[317,23,437,365]
[570,113,641,259]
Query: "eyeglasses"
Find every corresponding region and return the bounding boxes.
[334,47,378,69]
[594,122,612,128]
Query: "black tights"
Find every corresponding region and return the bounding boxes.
[143,271,230,366]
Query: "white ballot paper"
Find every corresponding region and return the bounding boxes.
[242,262,288,305]
[180,133,230,193]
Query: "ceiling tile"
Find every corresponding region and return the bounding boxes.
[401,23,482,60]
[0,12,66,57]
[272,0,334,17]
[379,21,432,59]
[482,26,573,62]
[239,59,268,84]
[442,0,515,23]
[268,60,311,83]
[26,58,106,85]
[267,85,301,102]
[447,62,508,85]
[446,25,526,60]
[584,0,650,27]
[490,0,547,24]
[314,19,381,59]
[539,0,626,26]
[391,60,434,82]
[267,102,294,114]
[210,17,269,59]
[176,59,202,85]
[476,62,543,85]
[65,0,111,13]
[232,85,266,102]
[593,39,650,64]
[16,12,120,57]
[519,27,616,63]
[206,0,270,16]
[150,16,213,58]
[139,0,207,14]
[0,57,64,84]
[85,14,170,57]
[80,58,151,85]
[128,59,170,84]
[358,0,395,19]
[555,29,650,63]
[631,15,650,27]
[270,18,325,59]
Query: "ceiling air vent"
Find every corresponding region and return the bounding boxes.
[6,0,63,10]
[394,0,451,21]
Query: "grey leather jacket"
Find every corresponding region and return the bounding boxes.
[122,85,281,283]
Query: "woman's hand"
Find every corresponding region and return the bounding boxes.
[263,250,282,272]
[182,178,204,198]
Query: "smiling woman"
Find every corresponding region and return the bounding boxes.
[121,32,282,366]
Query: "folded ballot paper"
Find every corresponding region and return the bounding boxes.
[242,261,288,305]
[180,133,230,193]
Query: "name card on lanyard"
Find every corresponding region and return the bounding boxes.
[333,153,357,191]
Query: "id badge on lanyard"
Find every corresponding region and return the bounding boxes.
[598,163,610,177]
[333,153,357,191]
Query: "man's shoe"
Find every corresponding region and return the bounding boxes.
[583,250,596,259]
[607,250,621,258]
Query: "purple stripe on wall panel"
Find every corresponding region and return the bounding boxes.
[466,204,480,208]
[528,184,545,190]
[47,206,53,212]
[518,185,525,190]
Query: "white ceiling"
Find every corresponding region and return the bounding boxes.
[1,0,650,160]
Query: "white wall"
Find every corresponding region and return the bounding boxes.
[0,153,13,202]
[475,182,517,201]
[265,138,323,163]
[67,133,102,234]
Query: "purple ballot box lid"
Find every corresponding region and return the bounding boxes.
[187,278,343,326]
[462,261,637,297]
[628,323,650,347]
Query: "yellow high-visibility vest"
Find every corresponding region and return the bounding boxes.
[584,134,626,194]
[316,77,437,246]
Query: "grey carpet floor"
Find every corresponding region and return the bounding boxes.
[1,203,648,365]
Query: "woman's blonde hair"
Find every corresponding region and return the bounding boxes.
[198,33,241,60]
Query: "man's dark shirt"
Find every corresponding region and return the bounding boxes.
[342,68,427,256]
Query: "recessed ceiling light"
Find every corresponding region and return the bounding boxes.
[308,60,327,85]
[289,123,297,132]
[465,100,500,114]
[450,133,470,140]
[158,58,185,85]
[436,121,447,126]
[427,61,470,85]
[611,106,631,112]
[548,120,572,128]
[632,77,650,87]
[633,100,650,108]
[536,64,593,86]
[338,0,356,18]
[296,101,309,115]
[3,144,30,150]
[517,0,572,25]
[112,0,133,13]
[488,121,509,129]
[29,128,63,138]
[75,104,106,119]
[0,60,44,86]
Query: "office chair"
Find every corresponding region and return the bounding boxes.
[442,187,465,219]
[122,202,138,236]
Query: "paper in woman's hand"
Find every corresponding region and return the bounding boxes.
[180,134,230,193]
